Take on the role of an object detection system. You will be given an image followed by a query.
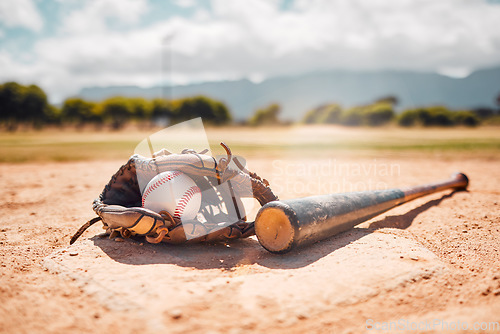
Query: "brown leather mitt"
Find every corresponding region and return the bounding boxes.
[70,143,278,245]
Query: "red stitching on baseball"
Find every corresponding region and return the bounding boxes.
[174,185,201,219]
[142,171,182,207]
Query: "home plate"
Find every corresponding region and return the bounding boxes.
[42,228,447,330]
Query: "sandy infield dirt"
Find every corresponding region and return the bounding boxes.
[0,154,499,333]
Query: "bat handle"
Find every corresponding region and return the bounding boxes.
[402,172,469,203]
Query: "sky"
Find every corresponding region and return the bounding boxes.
[1,0,500,103]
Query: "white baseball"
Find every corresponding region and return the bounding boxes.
[142,171,201,221]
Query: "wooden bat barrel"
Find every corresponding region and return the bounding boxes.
[255,172,468,254]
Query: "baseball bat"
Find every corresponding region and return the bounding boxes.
[255,172,468,254]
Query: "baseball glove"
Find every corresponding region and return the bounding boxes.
[70,143,278,245]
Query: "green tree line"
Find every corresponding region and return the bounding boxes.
[2,81,499,130]
[0,82,59,130]
[301,97,499,127]
[0,82,232,130]
[247,103,282,126]
[302,100,397,126]
[62,95,232,129]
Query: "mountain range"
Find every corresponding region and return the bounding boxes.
[79,67,500,121]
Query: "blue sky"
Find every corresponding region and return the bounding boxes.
[1,0,500,102]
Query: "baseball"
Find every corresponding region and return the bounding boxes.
[142,171,201,221]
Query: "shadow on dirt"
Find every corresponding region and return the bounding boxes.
[368,191,461,230]
[92,227,371,270]
[92,190,463,270]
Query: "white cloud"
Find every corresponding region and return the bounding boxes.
[0,0,43,32]
[173,0,197,8]
[59,0,149,34]
[166,0,500,76]
[2,0,500,102]
[437,66,473,79]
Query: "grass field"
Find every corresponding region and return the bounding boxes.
[1,125,499,162]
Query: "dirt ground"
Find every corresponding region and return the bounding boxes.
[0,154,499,333]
